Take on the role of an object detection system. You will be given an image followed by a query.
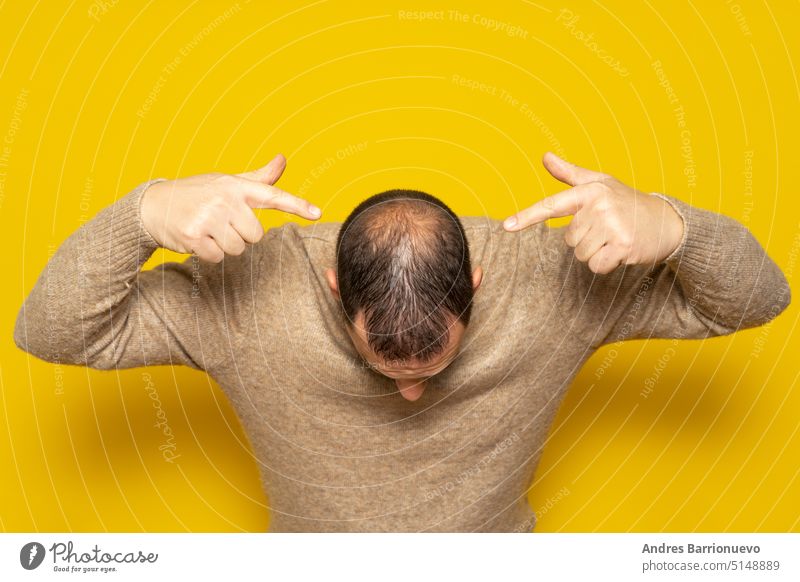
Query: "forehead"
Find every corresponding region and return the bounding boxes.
[348,311,465,372]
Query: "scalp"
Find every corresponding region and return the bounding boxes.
[335,190,473,363]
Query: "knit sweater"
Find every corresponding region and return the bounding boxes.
[14,179,792,532]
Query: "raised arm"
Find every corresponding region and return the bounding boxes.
[14,155,321,370]
[505,152,791,346]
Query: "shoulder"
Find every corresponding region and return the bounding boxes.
[252,221,341,250]
[458,215,500,233]
[249,221,340,273]
[457,215,550,264]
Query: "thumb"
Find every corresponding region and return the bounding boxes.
[542,151,604,187]
[238,153,287,185]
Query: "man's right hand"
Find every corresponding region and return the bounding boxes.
[140,154,321,263]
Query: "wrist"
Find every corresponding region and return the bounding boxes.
[664,201,685,256]
[139,179,169,246]
[649,192,688,264]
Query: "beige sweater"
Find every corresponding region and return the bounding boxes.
[14,179,791,532]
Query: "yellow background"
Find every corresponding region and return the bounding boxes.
[1,0,798,532]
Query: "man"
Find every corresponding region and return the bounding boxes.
[15,152,791,532]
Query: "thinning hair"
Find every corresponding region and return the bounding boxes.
[335,189,474,363]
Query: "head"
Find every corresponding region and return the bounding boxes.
[325,190,482,402]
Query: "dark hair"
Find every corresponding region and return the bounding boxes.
[335,189,474,363]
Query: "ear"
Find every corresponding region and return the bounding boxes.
[324,268,339,299]
[472,265,483,291]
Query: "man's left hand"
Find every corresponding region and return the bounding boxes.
[503,152,685,274]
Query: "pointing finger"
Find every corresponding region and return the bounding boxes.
[542,151,609,187]
[503,183,594,231]
[237,153,287,185]
[237,179,321,220]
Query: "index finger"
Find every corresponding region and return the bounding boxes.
[503,183,593,231]
[237,179,322,220]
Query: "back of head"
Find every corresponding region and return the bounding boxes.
[335,189,474,363]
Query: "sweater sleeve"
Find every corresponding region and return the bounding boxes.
[541,193,792,347]
[14,180,263,371]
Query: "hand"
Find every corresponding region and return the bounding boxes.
[503,152,685,274]
[140,154,321,263]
